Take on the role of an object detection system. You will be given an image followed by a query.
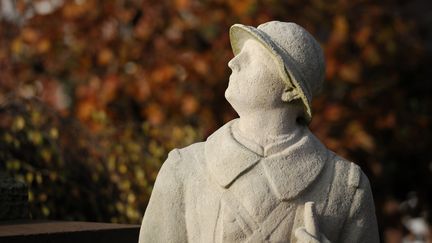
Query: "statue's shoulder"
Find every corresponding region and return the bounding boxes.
[176,142,206,163]
[170,120,235,169]
[161,142,206,176]
[327,152,371,192]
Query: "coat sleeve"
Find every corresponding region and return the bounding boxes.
[338,172,380,243]
[138,149,188,243]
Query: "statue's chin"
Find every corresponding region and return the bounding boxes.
[225,86,276,116]
[224,87,235,104]
[224,89,242,116]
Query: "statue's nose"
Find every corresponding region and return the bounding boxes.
[228,58,239,72]
[228,59,235,70]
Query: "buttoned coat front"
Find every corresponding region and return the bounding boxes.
[139,120,379,243]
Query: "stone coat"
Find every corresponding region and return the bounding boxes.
[139,119,379,243]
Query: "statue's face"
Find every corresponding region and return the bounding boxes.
[225,39,286,115]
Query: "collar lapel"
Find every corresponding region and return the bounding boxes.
[205,120,261,188]
[262,130,328,201]
[205,119,329,199]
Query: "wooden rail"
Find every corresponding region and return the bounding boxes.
[0,220,140,243]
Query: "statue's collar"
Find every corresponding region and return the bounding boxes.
[204,119,328,200]
[230,120,305,157]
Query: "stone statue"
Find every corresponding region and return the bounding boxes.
[139,21,379,243]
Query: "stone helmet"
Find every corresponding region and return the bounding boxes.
[229,21,325,123]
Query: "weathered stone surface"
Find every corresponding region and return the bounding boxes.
[139,21,379,243]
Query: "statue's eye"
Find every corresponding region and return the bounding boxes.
[238,51,250,66]
[243,53,250,64]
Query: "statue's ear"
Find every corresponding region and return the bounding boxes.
[281,86,301,102]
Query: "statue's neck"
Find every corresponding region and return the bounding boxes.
[237,108,303,147]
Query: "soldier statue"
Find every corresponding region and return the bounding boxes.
[139,21,379,243]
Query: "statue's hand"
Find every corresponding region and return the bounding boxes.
[294,202,331,243]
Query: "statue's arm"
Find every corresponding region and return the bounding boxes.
[138,149,188,243]
[338,172,380,243]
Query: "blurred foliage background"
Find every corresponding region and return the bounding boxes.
[1,0,431,242]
